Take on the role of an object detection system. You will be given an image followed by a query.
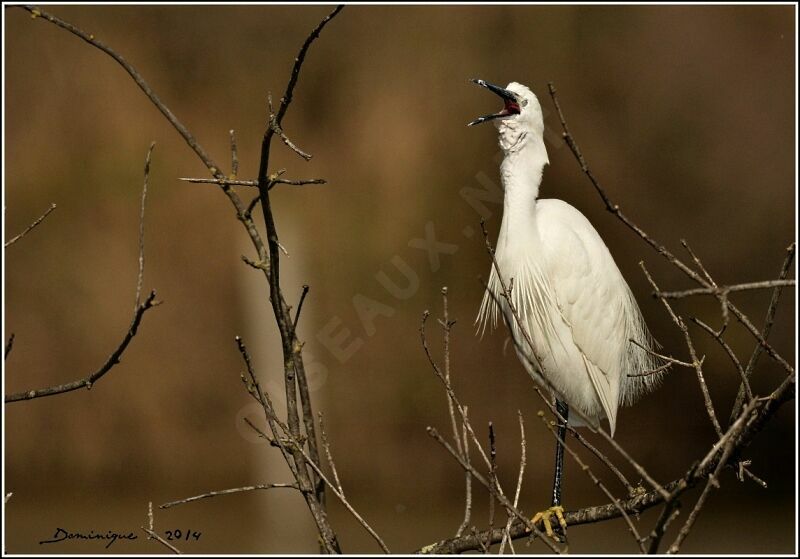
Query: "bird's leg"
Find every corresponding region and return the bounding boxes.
[531,399,569,542]
[551,399,569,508]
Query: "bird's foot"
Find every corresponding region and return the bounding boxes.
[529,505,568,542]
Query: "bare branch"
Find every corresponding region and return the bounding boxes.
[318,413,344,495]
[293,284,310,328]
[160,483,299,510]
[420,310,491,469]
[178,176,326,189]
[458,406,473,538]
[418,377,793,554]
[426,426,562,554]
[229,129,239,178]
[487,422,497,552]
[5,290,159,403]
[499,411,527,555]
[641,262,723,438]
[666,400,754,554]
[5,202,57,248]
[21,5,269,270]
[691,317,753,402]
[629,338,695,368]
[136,141,155,309]
[656,280,795,300]
[730,242,796,425]
[5,333,15,360]
[140,527,181,554]
[568,429,637,497]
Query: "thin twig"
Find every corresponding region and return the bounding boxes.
[458,406,473,538]
[426,427,562,554]
[441,287,462,457]
[568,429,637,496]
[666,405,752,554]
[6,290,159,403]
[418,377,792,553]
[641,262,723,439]
[656,280,795,299]
[421,311,491,469]
[270,111,313,161]
[730,242,796,425]
[237,336,388,553]
[691,317,753,402]
[244,194,261,219]
[629,338,695,368]
[7,142,162,403]
[436,287,473,538]
[141,527,181,554]
[179,176,326,189]
[318,413,344,495]
[229,129,239,178]
[680,239,729,334]
[294,284,310,328]
[487,422,497,554]
[21,5,270,275]
[236,336,297,474]
[5,333,15,360]
[499,412,527,555]
[136,141,155,309]
[739,463,768,489]
[285,419,391,553]
[160,483,299,509]
[5,202,57,248]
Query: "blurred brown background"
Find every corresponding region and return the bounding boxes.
[4,4,795,554]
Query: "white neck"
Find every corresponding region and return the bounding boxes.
[496,134,549,257]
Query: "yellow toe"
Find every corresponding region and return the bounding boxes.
[529,505,566,541]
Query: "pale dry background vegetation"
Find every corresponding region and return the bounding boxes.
[4,4,795,553]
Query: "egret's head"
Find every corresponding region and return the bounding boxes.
[468,79,545,151]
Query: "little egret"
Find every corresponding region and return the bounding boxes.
[470,79,663,539]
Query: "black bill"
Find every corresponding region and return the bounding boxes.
[468,79,521,127]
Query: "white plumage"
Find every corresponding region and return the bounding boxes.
[474,81,662,436]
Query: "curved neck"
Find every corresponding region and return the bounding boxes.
[497,136,549,255]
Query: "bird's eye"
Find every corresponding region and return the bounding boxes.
[521,99,529,107]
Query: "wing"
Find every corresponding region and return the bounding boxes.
[537,199,630,435]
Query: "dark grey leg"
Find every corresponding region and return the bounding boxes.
[551,399,569,507]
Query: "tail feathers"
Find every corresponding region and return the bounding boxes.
[620,284,666,407]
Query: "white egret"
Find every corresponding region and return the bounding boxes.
[470,79,663,538]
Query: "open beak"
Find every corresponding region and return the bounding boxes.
[468,79,521,126]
